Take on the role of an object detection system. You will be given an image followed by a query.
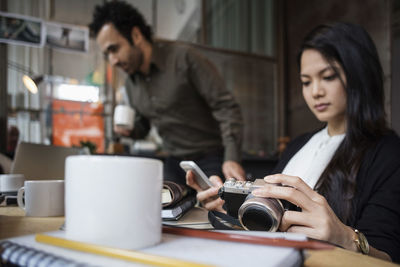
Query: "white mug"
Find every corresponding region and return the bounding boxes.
[17,180,64,217]
[65,155,163,250]
[114,105,135,130]
[0,174,25,194]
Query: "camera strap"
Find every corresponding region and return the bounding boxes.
[208,210,244,230]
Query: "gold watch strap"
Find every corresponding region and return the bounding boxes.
[353,229,370,255]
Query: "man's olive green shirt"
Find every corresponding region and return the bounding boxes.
[125,41,243,162]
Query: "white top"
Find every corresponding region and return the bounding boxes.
[282,127,345,189]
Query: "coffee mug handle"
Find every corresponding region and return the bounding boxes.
[17,187,25,210]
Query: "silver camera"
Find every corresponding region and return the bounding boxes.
[218,178,296,232]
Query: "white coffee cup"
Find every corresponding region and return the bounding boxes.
[65,155,163,250]
[0,174,25,194]
[114,105,135,130]
[17,180,65,217]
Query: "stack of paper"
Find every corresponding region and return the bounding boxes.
[3,230,305,267]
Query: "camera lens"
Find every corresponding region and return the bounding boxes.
[240,206,274,231]
[238,195,284,232]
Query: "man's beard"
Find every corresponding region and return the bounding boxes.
[130,46,144,75]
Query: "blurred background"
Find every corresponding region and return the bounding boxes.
[0,0,399,175]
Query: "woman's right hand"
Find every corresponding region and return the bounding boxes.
[186,170,226,213]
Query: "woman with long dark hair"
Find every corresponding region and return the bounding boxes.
[186,22,400,262]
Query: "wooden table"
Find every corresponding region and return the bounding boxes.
[0,206,397,267]
[0,206,64,239]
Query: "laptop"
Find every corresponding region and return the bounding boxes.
[11,142,89,180]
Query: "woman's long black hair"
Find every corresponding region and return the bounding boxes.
[298,23,389,224]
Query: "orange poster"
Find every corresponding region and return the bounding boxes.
[52,99,105,153]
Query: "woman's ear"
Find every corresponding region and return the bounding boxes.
[131,27,143,46]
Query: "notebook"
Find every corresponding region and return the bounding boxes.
[0,230,305,267]
[11,142,88,180]
[162,195,197,220]
[162,207,214,229]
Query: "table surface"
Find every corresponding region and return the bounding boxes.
[0,206,397,267]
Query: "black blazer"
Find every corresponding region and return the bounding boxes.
[272,131,400,262]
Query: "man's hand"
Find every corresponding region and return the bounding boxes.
[114,125,132,136]
[222,160,246,181]
[186,171,226,213]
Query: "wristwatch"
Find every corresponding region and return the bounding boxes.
[353,229,369,255]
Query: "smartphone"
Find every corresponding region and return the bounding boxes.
[179,161,214,190]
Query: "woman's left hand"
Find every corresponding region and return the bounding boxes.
[252,174,355,249]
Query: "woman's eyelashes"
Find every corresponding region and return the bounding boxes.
[301,80,310,87]
[301,74,338,87]
[323,74,338,81]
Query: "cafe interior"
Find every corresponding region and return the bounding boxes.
[0,0,399,266]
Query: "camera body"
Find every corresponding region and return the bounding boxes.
[218,178,297,231]
[218,178,266,217]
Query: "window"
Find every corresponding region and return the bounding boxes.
[204,0,276,57]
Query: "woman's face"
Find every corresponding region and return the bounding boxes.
[300,49,347,129]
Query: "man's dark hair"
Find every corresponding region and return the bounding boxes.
[89,0,153,43]
[297,22,388,224]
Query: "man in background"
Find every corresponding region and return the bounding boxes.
[0,126,19,174]
[6,125,19,160]
[89,1,245,184]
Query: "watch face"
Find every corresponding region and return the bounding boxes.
[357,230,370,254]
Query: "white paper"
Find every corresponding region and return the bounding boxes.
[3,230,304,267]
